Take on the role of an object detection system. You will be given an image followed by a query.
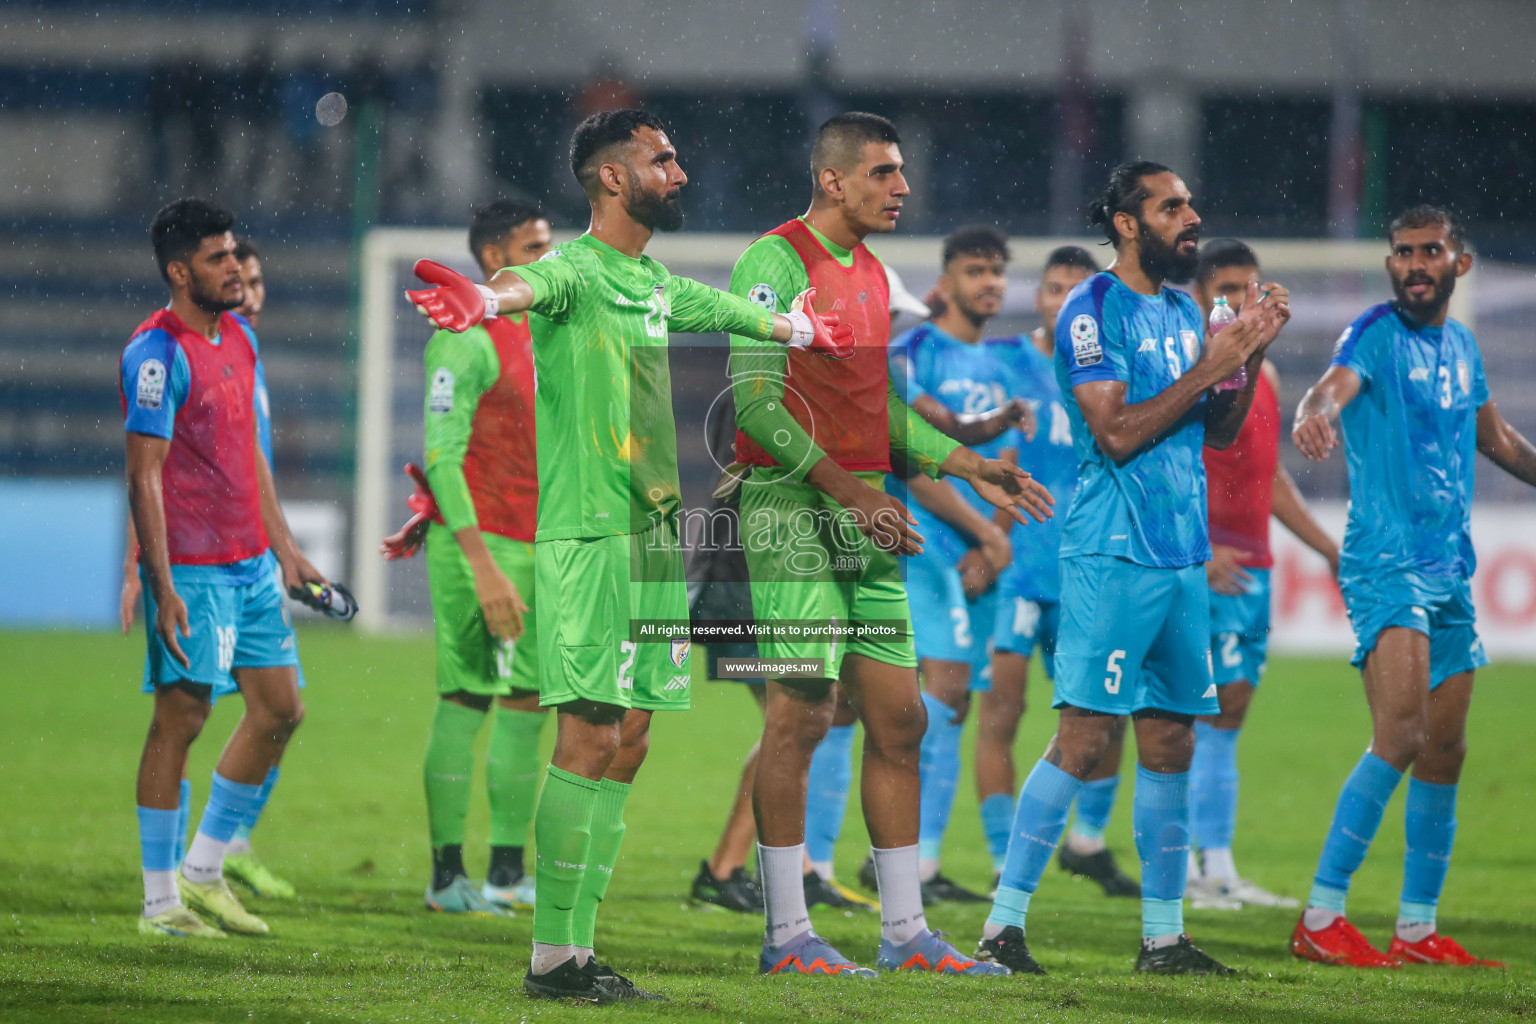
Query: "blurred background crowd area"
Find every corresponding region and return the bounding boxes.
[3,0,1534,503]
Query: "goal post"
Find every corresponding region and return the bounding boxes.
[351,229,1474,634]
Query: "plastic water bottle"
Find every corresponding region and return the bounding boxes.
[1209,296,1246,392]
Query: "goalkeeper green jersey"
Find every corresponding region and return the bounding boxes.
[512,232,776,540]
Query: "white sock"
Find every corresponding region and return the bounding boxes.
[1303,906,1342,931]
[1395,920,1435,943]
[1187,848,1203,880]
[1143,933,1181,950]
[981,919,1011,941]
[872,844,927,946]
[225,836,253,857]
[918,856,941,882]
[759,843,812,948]
[1202,847,1237,883]
[531,942,575,975]
[809,859,833,881]
[1066,831,1106,855]
[180,832,227,884]
[142,869,179,918]
[575,945,595,966]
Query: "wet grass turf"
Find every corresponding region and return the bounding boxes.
[2,628,1533,1022]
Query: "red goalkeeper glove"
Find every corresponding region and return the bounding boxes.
[405,260,499,332]
[379,463,441,560]
[785,288,856,359]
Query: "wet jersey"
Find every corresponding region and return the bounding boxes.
[734,218,892,473]
[888,321,1013,563]
[1055,272,1211,569]
[1330,302,1488,580]
[986,333,1078,601]
[119,308,269,570]
[1204,367,1279,568]
[423,314,538,542]
[512,232,776,540]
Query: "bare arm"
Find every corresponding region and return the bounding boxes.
[1477,399,1536,487]
[254,440,327,595]
[125,432,189,667]
[1204,283,1292,449]
[1272,464,1340,573]
[121,515,141,633]
[1292,365,1363,461]
[911,393,1035,446]
[452,526,528,640]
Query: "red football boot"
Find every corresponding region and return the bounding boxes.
[1389,932,1505,968]
[1291,915,1403,967]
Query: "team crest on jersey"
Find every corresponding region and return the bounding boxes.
[747,283,778,310]
[1070,314,1102,366]
[1180,330,1200,363]
[136,358,166,409]
[670,637,691,669]
[539,248,561,261]
[856,289,869,304]
[1457,359,1470,394]
[428,368,454,414]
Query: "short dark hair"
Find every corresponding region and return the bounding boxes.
[151,198,234,283]
[1087,160,1173,247]
[1043,245,1099,276]
[469,200,548,263]
[942,224,1010,267]
[1196,238,1259,284]
[1387,204,1466,253]
[810,111,901,185]
[569,108,666,196]
[233,237,259,263]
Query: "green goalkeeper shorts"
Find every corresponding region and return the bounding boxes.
[425,523,539,698]
[740,467,915,677]
[534,515,692,712]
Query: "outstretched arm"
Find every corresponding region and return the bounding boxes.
[1477,399,1536,487]
[908,393,1035,446]
[1292,365,1363,461]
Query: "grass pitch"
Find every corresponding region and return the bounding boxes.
[1,627,1532,1023]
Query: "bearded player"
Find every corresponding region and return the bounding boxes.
[125,199,327,938]
[973,161,1288,975]
[1185,239,1338,910]
[1290,206,1534,969]
[973,245,1140,899]
[406,109,859,1002]
[729,112,1053,978]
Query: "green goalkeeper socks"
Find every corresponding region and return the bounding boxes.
[486,708,547,848]
[423,699,485,848]
[572,777,631,949]
[532,766,600,945]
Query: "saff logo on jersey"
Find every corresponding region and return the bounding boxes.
[670,637,691,669]
[747,283,778,310]
[428,368,454,414]
[136,358,166,409]
[1070,314,1102,366]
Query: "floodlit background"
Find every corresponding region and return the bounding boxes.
[2,0,1534,640]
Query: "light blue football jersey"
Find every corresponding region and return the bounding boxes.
[1054,272,1211,569]
[985,333,1077,601]
[1331,302,1488,581]
[888,321,1016,563]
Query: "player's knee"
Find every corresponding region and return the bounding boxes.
[1375,709,1428,763]
[868,698,926,762]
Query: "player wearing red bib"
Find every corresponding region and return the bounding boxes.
[1186,240,1340,910]
[728,112,1053,977]
[124,199,328,939]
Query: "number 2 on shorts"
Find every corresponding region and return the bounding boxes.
[1104,649,1125,695]
[618,640,637,690]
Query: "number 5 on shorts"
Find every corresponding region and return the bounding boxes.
[1104,649,1125,695]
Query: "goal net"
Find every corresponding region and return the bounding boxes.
[354,230,1521,651]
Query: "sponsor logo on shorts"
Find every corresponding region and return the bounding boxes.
[1202,683,1218,698]
[1070,315,1102,366]
[664,675,689,690]
[136,358,166,409]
